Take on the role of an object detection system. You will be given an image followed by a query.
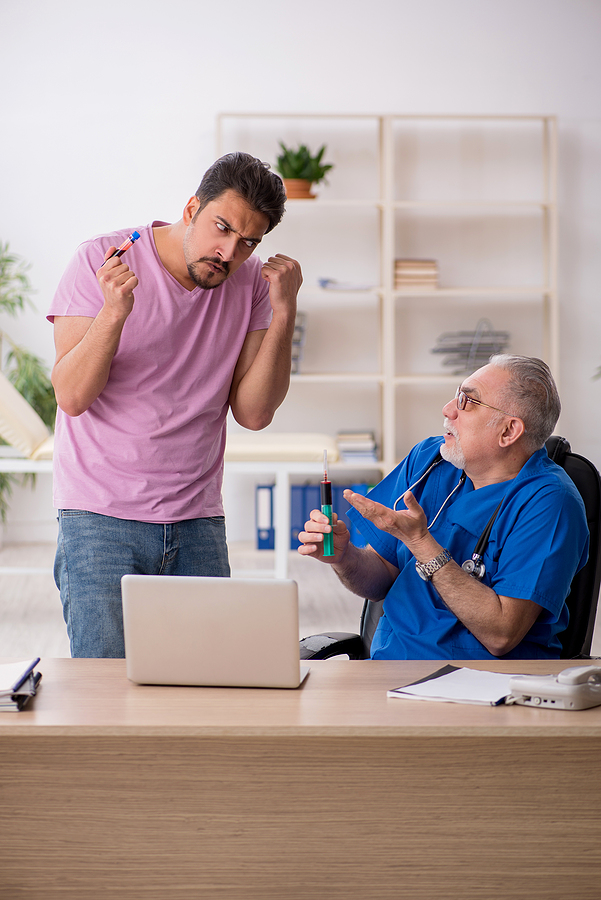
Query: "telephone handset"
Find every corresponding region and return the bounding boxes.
[509,665,601,710]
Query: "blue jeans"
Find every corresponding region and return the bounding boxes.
[55,510,231,658]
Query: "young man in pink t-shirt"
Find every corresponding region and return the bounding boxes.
[48,152,302,658]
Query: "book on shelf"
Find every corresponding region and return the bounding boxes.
[336,430,378,463]
[394,258,438,290]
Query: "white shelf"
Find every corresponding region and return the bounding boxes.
[394,286,551,297]
[290,373,383,384]
[218,112,558,572]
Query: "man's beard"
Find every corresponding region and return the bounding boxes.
[440,420,466,470]
[187,257,230,290]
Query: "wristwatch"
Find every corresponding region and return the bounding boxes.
[415,548,452,581]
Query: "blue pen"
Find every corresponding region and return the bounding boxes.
[100,230,140,267]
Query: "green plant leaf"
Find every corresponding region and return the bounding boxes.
[0,473,17,522]
[4,341,57,429]
[275,142,334,185]
[0,242,34,317]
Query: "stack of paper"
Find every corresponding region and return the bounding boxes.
[0,658,42,712]
[388,664,514,706]
[336,430,378,464]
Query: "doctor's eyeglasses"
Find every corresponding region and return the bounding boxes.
[455,386,517,419]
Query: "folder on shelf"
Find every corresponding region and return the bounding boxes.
[290,484,305,549]
[303,484,321,550]
[290,484,320,550]
[256,484,275,550]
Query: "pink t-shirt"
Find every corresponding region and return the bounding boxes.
[47,223,272,522]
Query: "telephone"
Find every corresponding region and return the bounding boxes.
[509,665,601,710]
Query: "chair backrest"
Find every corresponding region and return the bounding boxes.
[546,436,601,658]
[358,436,601,659]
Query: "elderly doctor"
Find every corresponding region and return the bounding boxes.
[298,355,589,660]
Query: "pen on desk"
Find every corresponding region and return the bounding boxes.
[321,449,335,557]
[100,230,141,266]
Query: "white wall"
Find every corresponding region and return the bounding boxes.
[1,0,600,539]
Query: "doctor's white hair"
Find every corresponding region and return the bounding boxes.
[489,354,561,453]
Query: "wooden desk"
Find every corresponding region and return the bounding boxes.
[1,659,600,899]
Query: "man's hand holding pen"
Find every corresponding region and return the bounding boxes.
[96,247,139,322]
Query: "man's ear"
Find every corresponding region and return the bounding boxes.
[499,416,525,447]
[183,196,200,225]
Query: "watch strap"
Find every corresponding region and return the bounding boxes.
[415,548,452,581]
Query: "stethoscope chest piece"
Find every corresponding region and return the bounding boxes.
[461,555,486,580]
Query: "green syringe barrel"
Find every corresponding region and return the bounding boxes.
[321,480,335,557]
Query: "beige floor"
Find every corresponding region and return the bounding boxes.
[1,541,599,659]
[0,541,365,658]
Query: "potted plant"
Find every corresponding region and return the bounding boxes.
[0,242,56,520]
[275,142,333,199]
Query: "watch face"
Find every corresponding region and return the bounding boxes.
[416,565,429,582]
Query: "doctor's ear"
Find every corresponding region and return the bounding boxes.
[499,416,525,447]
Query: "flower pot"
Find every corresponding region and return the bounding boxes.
[283,179,316,199]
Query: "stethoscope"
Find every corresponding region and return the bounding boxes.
[393,454,503,581]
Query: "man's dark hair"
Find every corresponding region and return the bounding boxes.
[195,152,286,234]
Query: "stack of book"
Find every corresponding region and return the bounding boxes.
[291,311,306,374]
[336,430,378,464]
[394,259,438,290]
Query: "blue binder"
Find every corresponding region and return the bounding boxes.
[256,484,275,550]
[288,482,373,550]
[290,484,305,549]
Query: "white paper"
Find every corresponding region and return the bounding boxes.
[0,659,39,696]
[388,666,516,705]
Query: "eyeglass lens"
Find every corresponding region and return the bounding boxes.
[455,387,467,410]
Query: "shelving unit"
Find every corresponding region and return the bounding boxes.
[217,113,558,562]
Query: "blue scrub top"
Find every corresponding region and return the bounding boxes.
[346,437,589,660]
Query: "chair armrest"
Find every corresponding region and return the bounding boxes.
[299,632,367,660]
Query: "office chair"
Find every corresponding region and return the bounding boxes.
[299,436,601,662]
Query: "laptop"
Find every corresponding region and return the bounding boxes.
[121,574,309,689]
